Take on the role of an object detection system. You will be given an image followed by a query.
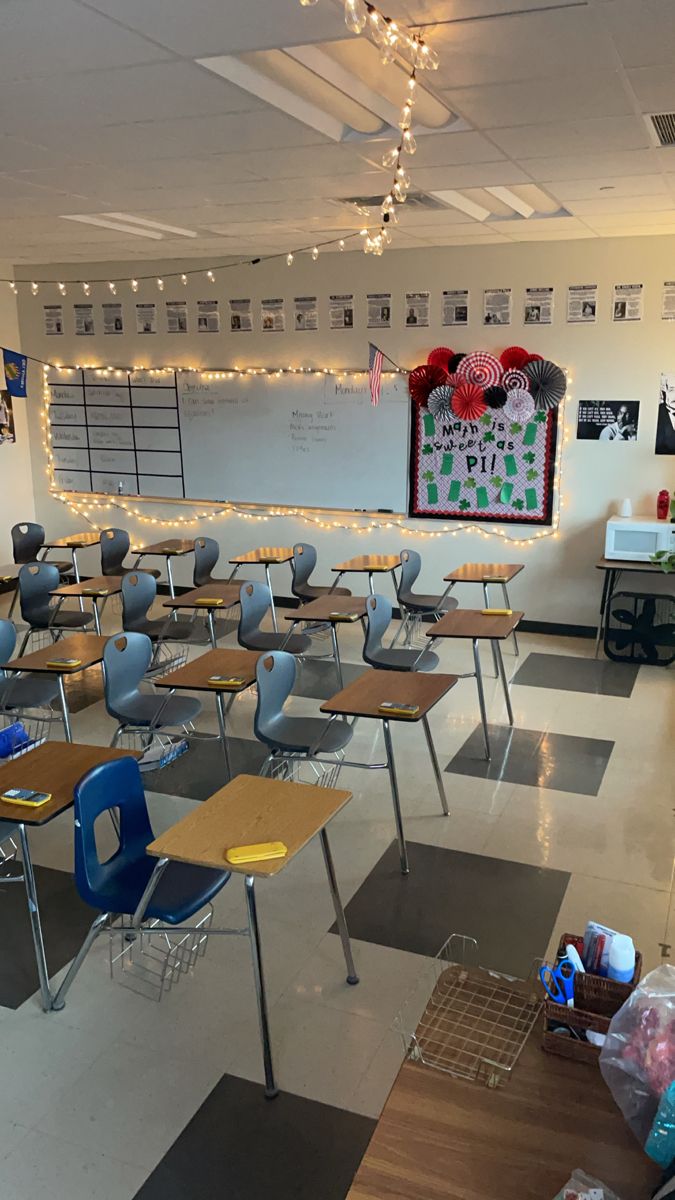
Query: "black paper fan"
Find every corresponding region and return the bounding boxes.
[448,352,466,373]
[523,358,566,410]
[484,385,507,410]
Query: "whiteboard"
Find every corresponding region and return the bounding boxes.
[177,372,409,511]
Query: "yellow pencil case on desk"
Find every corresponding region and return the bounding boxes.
[45,658,82,669]
[225,841,288,865]
[195,597,224,606]
[481,608,512,616]
[207,676,245,689]
[329,611,360,622]
[483,576,508,583]
[83,587,109,595]
[377,701,420,718]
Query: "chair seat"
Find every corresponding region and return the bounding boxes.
[295,585,352,601]
[0,674,60,709]
[261,714,353,755]
[113,693,202,729]
[129,617,194,642]
[242,631,311,654]
[106,566,161,580]
[50,609,94,629]
[95,853,229,925]
[399,592,458,614]
[368,648,439,672]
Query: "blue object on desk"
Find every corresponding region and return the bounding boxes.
[539,958,576,1007]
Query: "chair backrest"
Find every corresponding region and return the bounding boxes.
[291,543,317,597]
[193,536,220,587]
[253,651,296,747]
[72,757,154,912]
[0,618,16,672]
[11,522,45,564]
[100,527,129,575]
[363,593,393,664]
[103,632,152,721]
[18,561,60,626]
[398,549,422,599]
[238,581,271,645]
[121,571,156,632]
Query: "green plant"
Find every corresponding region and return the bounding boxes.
[650,550,675,574]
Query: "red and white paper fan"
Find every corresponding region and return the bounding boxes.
[457,350,502,389]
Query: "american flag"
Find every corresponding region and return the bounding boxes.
[368,342,383,406]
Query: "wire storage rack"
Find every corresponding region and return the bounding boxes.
[395,935,543,1088]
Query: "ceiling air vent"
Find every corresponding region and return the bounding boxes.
[650,113,675,146]
[338,192,447,214]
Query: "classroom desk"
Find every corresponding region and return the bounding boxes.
[594,557,665,657]
[332,555,401,598]
[228,547,294,632]
[0,634,108,742]
[0,742,141,1011]
[162,582,242,649]
[347,1038,659,1200]
[154,648,261,773]
[426,609,523,762]
[41,531,100,581]
[284,595,369,687]
[443,563,524,659]
[0,563,20,583]
[321,670,456,874]
[133,538,195,599]
[50,574,124,635]
[145,772,356,1098]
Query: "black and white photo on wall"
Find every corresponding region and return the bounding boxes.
[656,374,675,455]
[576,400,640,442]
[0,390,15,444]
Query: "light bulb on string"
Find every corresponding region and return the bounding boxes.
[131,279,139,292]
[344,0,367,33]
[108,281,117,295]
[58,282,67,296]
[299,0,318,5]
[402,129,416,154]
[181,274,188,286]
[338,239,345,250]
[31,282,39,296]
[311,246,319,260]
[381,146,399,168]
[207,270,215,282]
[286,253,294,266]
[9,281,16,294]
[157,278,164,292]
[82,282,91,296]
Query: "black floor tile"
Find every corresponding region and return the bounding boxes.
[293,658,366,701]
[185,616,238,645]
[142,733,268,801]
[512,652,639,698]
[0,859,93,1009]
[446,724,613,796]
[335,840,569,978]
[62,664,104,712]
[134,1072,375,1200]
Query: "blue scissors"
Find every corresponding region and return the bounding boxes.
[539,957,576,1007]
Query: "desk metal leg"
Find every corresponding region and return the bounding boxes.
[494,641,514,726]
[71,548,85,613]
[244,875,278,1099]
[7,582,19,621]
[330,624,344,689]
[264,564,279,632]
[483,583,499,677]
[319,829,358,985]
[166,556,178,622]
[18,824,52,1012]
[207,609,218,650]
[92,597,102,636]
[472,638,490,761]
[421,714,449,816]
[367,573,375,596]
[594,569,612,658]
[57,674,73,742]
[214,690,232,778]
[382,719,409,875]
[502,584,519,655]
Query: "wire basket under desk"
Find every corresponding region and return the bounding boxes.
[395,935,543,1089]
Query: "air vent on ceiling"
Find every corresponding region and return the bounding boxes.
[338,192,446,213]
[650,113,675,146]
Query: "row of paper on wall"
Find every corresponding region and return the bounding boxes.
[43,281,675,337]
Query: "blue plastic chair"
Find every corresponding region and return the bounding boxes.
[51,756,230,1010]
[0,617,60,715]
[254,651,352,765]
[363,594,439,671]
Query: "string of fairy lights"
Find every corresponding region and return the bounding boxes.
[41,362,570,546]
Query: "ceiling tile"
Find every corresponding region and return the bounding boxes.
[517,149,659,181]
[601,0,675,69]
[545,173,668,201]
[488,116,650,160]
[442,72,633,130]
[567,194,675,216]
[626,66,675,113]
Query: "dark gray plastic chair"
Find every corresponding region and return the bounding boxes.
[103,633,202,746]
[100,528,160,579]
[254,651,352,768]
[0,617,61,725]
[291,543,351,602]
[393,549,457,648]
[238,582,310,654]
[121,572,193,642]
[363,593,439,672]
[9,522,72,619]
[18,561,94,655]
[192,536,226,587]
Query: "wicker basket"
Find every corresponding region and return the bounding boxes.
[542,932,642,1064]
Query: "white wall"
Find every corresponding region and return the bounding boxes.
[0,265,35,560]
[16,237,675,626]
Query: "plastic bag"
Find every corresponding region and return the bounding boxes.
[553,1168,622,1200]
[600,965,675,1156]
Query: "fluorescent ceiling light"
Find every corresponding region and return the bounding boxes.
[431,190,491,221]
[102,213,198,237]
[60,214,164,239]
[198,54,348,141]
[485,186,535,219]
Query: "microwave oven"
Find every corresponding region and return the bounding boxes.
[604,516,675,561]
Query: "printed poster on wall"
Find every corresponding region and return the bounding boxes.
[441,289,468,326]
[261,298,285,332]
[409,391,560,525]
[656,375,675,455]
[524,287,553,325]
[74,304,95,336]
[483,288,511,326]
[103,302,123,334]
[662,282,675,321]
[612,283,643,322]
[0,390,15,445]
[197,299,219,333]
[294,296,318,331]
[367,293,391,329]
[229,298,252,332]
[576,401,639,441]
[329,294,353,330]
[135,303,157,335]
[166,299,187,333]
[43,305,63,336]
[404,291,429,328]
[567,284,597,323]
